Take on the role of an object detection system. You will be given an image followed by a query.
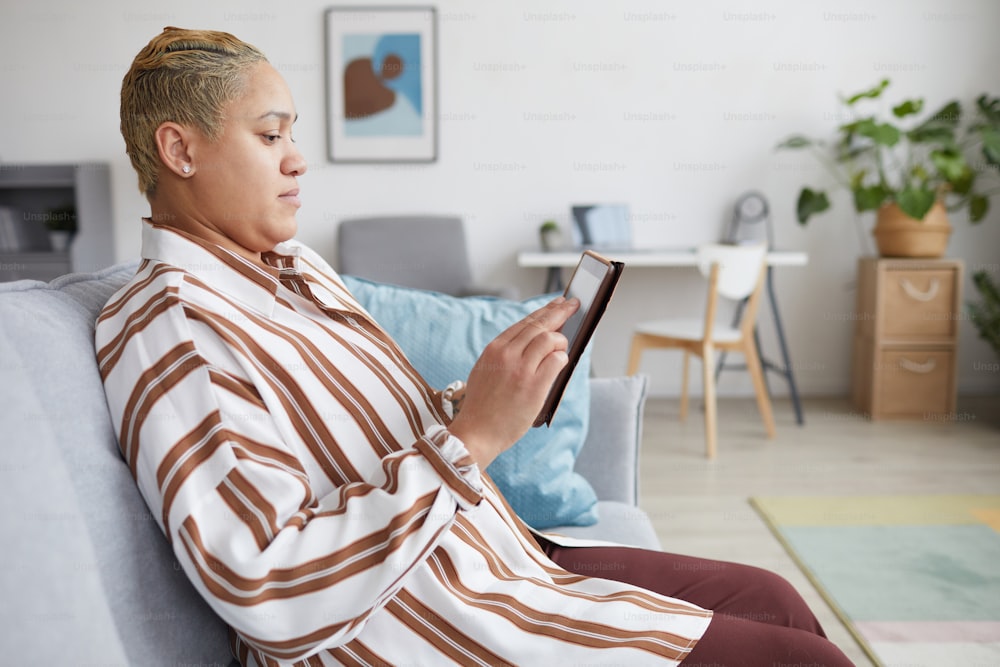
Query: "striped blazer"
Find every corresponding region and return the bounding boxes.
[96,222,711,666]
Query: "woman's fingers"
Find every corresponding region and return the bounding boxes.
[446,297,580,468]
[483,297,577,381]
[521,328,570,374]
[500,297,578,349]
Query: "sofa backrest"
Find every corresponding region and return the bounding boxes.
[0,262,233,665]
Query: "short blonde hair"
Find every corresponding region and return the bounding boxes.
[120,27,266,197]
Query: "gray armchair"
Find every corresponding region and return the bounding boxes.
[336,215,518,298]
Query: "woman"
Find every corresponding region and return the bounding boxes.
[99,26,853,666]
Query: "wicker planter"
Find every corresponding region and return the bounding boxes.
[872,201,951,258]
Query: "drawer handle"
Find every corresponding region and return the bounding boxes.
[900,278,940,302]
[898,358,936,374]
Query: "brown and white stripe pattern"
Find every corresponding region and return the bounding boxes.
[96,222,711,665]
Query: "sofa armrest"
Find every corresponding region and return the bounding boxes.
[575,375,649,506]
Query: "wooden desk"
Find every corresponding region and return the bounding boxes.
[517,247,810,425]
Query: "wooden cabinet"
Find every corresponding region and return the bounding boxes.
[0,163,114,282]
[852,257,962,419]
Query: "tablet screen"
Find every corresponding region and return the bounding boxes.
[561,252,607,351]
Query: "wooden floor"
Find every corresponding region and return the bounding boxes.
[637,394,1000,666]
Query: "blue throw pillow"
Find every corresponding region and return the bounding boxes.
[342,275,598,529]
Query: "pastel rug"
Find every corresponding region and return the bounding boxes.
[750,495,1000,667]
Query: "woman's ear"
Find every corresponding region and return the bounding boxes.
[154,122,195,178]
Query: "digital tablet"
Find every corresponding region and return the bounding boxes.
[534,250,624,427]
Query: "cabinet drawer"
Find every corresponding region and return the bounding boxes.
[877,349,954,417]
[882,269,957,338]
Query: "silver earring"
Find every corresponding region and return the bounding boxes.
[182,165,191,174]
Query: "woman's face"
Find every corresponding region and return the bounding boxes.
[186,61,307,255]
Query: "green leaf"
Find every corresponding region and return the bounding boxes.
[907,125,956,143]
[845,79,890,105]
[908,100,961,143]
[930,148,969,182]
[849,170,869,189]
[776,135,813,150]
[796,188,830,224]
[927,100,962,127]
[969,194,989,223]
[975,94,1000,127]
[854,185,889,212]
[836,145,874,163]
[855,119,901,147]
[972,269,1000,307]
[892,99,924,118]
[968,270,1000,356]
[838,119,863,135]
[896,187,937,220]
[979,127,1000,167]
[946,166,974,195]
[906,101,962,144]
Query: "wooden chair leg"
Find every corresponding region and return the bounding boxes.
[626,336,644,376]
[744,340,776,438]
[701,345,717,459]
[679,350,690,421]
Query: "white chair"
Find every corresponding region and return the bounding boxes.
[626,243,776,459]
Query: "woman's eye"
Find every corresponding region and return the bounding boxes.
[263,134,280,143]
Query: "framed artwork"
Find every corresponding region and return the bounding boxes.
[324,6,438,163]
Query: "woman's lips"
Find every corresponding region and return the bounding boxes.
[279,189,301,208]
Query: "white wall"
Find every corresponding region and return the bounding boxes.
[3,0,999,397]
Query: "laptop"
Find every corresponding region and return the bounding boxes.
[570,204,633,251]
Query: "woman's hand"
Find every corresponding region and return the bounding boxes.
[447,297,579,469]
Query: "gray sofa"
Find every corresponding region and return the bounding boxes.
[0,261,657,666]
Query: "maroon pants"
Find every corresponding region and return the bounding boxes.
[542,539,855,666]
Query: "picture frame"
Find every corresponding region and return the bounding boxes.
[324,6,438,163]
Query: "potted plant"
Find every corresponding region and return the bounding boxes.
[539,219,562,251]
[778,79,1000,257]
[44,204,77,252]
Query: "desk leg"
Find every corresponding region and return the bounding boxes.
[764,268,804,425]
[544,266,564,293]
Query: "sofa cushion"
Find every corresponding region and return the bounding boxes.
[342,275,599,529]
[553,501,662,550]
[0,359,129,665]
[0,262,233,666]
